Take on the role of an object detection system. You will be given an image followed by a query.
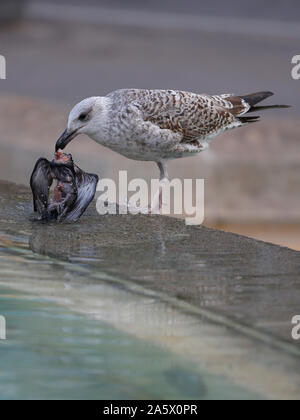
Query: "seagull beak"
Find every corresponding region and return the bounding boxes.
[55,128,78,151]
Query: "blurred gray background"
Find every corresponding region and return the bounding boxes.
[1,0,300,107]
[0,0,300,249]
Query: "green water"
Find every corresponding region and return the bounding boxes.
[0,286,259,400]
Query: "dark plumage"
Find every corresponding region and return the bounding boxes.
[30,151,98,222]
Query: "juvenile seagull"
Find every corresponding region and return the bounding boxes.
[56,89,288,209]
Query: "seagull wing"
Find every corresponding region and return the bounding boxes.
[137,90,245,143]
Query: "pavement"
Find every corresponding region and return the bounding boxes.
[0,15,298,111]
[26,0,300,23]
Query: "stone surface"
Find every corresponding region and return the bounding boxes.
[1,180,300,348]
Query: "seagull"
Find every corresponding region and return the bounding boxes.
[56,89,289,210]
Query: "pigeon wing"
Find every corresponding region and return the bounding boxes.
[30,158,52,219]
[64,165,98,222]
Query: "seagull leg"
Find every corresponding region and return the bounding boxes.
[158,160,169,210]
[149,160,169,214]
[127,160,169,215]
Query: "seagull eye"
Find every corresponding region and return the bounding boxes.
[78,113,89,122]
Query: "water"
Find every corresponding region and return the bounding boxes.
[0,231,258,400]
[0,287,258,400]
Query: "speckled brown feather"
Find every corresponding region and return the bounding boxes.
[108,89,248,145]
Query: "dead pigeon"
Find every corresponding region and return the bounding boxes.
[30,150,98,222]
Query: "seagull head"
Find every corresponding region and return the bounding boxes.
[55,96,109,151]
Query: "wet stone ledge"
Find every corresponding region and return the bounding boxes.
[1,179,300,352]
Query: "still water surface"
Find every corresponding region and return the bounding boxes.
[0,287,259,400]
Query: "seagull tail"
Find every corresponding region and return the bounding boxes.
[239,91,291,113]
[246,104,292,113]
[237,115,261,124]
[239,91,274,107]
